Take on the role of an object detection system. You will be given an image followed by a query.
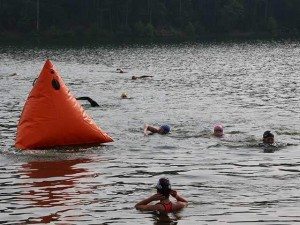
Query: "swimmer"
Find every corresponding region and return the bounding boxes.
[76,97,99,107]
[263,131,275,144]
[213,124,224,137]
[132,75,154,80]
[144,124,171,135]
[116,68,125,73]
[120,92,131,99]
[135,177,188,213]
[120,92,133,99]
[121,92,128,99]
[261,131,278,153]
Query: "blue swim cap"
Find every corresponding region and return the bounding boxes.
[160,125,171,134]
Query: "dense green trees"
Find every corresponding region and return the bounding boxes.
[0,0,299,44]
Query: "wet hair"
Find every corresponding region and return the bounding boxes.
[263,131,274,139]
[156,178,171,198]
[159,125,171,134]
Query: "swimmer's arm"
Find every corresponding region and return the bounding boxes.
[135,194,163,211]
[76,96,99,107]
[146,125,159,133]
[143,124,149,135]
[171,190,188,206]
[144,124,159,135]
[135,203,161,211]
[175,195,188,207]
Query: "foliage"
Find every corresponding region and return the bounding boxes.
[184,22,196,39]
[0,0,300,44]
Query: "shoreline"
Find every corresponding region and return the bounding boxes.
[1,32,299,48]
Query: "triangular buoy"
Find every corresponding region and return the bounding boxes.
[15,59,113,150]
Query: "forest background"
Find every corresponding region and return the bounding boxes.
[1,0,300,45]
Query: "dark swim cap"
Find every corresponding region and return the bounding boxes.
[160,125,171,134]
[263,131,274,138]
[156,178,171,197]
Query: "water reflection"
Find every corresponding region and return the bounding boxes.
[20,158,91,223]
[152,212,181,225]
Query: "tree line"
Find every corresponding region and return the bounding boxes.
[0,0,300,44]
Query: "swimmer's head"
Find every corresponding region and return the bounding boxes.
[117,68,124,73]
[213,124,224,137]
[263,131,274,144]
[121,92,128,99]
[159,125,171,134]
[156,177,171,198]
[132,76,137,80]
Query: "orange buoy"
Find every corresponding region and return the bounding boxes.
[15,59,113,150]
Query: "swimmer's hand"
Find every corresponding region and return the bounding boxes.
[170,190,188,203]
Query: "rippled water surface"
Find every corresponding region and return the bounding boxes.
[0,43,300,224]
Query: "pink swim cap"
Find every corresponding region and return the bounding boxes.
[214,124,223,132]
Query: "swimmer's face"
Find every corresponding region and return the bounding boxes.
[263,137,274,144]
[214,129,223,137]
[132,76,137,80]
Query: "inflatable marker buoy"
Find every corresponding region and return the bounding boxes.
[15,59,113,150]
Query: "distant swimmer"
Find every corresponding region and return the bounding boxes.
[132,75,153,80]
[120,92,133,99]
[261,130,278,152]
[263,131,275,144]
[135,177,188,213]
[213,124,224,137]
[116,68,126,73]
[144,124,171,135]
[121,92,128,99]
[76,97,99,107]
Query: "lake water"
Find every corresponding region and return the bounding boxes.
[0,42,299,224]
